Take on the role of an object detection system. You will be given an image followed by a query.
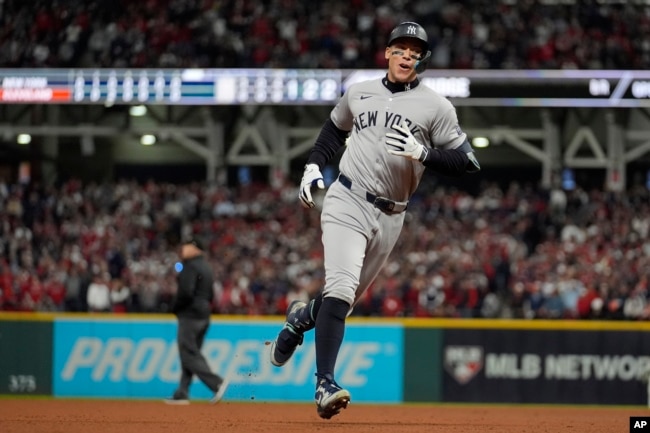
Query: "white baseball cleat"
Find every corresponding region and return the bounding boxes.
[314,374,351,419]
[270,301,308,367]
[210,376,230,404]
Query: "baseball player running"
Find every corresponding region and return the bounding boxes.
[270,21,480,419]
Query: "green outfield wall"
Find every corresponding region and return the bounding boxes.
[0,316,53,395]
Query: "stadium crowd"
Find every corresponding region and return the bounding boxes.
[0,177,648,320]
[1,0,648,70]
[1,0,649,320]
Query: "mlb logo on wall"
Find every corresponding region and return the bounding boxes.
[444,346,484,385]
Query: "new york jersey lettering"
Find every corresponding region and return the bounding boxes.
[384,113,420,135]
[353,111,378,132]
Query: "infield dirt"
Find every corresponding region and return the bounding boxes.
[0,399,643,432]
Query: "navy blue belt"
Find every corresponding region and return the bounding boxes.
[337,173,408,214]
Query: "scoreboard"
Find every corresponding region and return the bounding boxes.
[0,69,341,105]
[2,68,650,107]
[344,69,650,108]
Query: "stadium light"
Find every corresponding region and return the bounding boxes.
[140,134,156,146]
[129,105,147,117]
[17,134,31,145]
[472,136,490,148]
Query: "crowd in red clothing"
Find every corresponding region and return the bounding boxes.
[1,1,648,319]
[1,0,648,70]
[0,177,648,320]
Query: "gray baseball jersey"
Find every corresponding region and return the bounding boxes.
[319,76,467,307]
[332,77,467,202]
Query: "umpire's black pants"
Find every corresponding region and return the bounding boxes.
[176,316,223,395]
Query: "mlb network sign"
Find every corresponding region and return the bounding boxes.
[445,346,650,383]
[52,318,402,402]
[442,328,650,405]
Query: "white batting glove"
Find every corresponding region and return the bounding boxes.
[299,163,325,208]
[385,121,428,162]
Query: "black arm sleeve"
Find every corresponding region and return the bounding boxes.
[306,119,349,169]
[421,146,469,177]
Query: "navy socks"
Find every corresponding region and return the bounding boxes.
[315,297,350,379]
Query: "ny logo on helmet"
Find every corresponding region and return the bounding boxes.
[407,25,417,35]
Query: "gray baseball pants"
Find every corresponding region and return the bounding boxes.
[176,316,223,395]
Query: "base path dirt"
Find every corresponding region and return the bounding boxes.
[0,399,645,433]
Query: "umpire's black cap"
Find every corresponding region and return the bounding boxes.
[182,235,206,251]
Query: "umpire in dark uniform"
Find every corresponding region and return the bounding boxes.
[165,236,228,404]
